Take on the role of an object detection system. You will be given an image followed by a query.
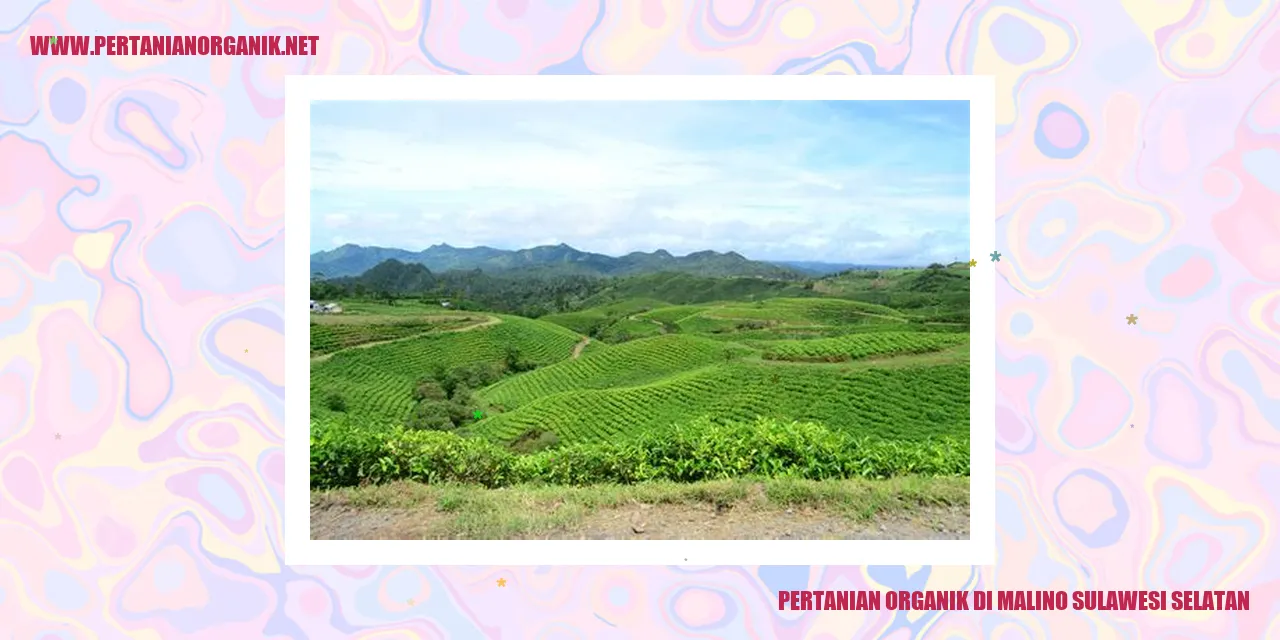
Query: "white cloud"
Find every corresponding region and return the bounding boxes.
[310,101,970,265]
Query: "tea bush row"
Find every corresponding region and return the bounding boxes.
[310,415,969,489]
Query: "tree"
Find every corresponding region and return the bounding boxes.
[413,379,448,402]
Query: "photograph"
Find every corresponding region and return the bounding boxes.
[305,96,973,542]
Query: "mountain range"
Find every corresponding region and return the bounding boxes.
[310,243,815,280]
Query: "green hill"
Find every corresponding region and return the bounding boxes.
[309,258,972,485]
[479,334,751,410]
[468,361,969,447]
[311,315,582,424]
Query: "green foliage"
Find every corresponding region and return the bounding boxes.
[510,428,561,454]
[479,334,751,410]
[406,401,456,431]
[310,315,581,424]
[760,332,967,362]
[323,392,347,413]
[597,318,663,343]
[310,416,969,490]
[310,319,473,356]
[472,362,969,446]
[413,379,448,402]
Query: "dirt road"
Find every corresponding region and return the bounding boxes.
[311,499,968,541]
[571,336,591,359]
[310,478,970,541]
[310,315,502,364]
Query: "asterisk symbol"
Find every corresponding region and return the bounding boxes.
[54,433,61,440]
[50,36,57,45]
[967,259,977,267]
[989,251,1002,262]
[1126,314,1138,325]
[496,578,507,587]
[473,410,484,420]
[407,598,414,606]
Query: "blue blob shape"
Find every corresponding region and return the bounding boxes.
[995,490,1028,540]
[540,0,604,74]
[1222,351,1280,429]
[1010,313,1033,337]
[988,13,1045,65]
[1027,198,1077,257]
[1144,245,1219,303]
[0,0,49,33]
[1053,469,1129,547]
[44,570,89,611]
[1034,102,1090,160]
[756,566,809,595]
[607,586,628,606]
[49,77,87,124]
[1241,149,1280,194]
[1225,0,1261,17]
[67,343,99,413]
[385,570,420,602]
[867,565,930,591]
[1167,537,1212,585]
[1093,39,1159,85]
[113,97,189,170]
[197,473,246,520]
[153,560,185,593]
[0,46,38,124]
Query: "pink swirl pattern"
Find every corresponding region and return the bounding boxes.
[2,0,1279,636]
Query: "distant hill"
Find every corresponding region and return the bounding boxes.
[311,243,809,280]
[772,261,906,276]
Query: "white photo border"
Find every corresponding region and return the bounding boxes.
[284,74,997,566]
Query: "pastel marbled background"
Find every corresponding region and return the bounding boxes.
[2,0,1280,637]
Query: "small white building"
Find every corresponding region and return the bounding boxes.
[309,300,321,312]
[440,300,452,308]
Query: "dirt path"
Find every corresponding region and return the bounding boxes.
[310,478,970,541]
[628,314,668,333]
[571,336,591,359]
[310,315,502,364]
[310,500,969,541]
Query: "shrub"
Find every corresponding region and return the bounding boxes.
[413,380,448,402]
[323,392,347,412]
[310,415,968,490]
[405,401,456,431]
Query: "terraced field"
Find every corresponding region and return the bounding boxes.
[480,335,751,410]
[310,316,484,356]
[311,315,581,423]
[469,361,969,446]
[539,298,670,334]
[759,332,968,362]
[310,278,971,472]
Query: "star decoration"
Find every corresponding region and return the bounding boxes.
[967,259,977,267]
[989,251,1002,262]
[496,578,507,587]
[407,598,414,606]
[50,36,57,45]
[1126,314,1138,325]
[473,410,484,420]
[54,433,61,440]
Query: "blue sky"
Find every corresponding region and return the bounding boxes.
[311,100,970,266]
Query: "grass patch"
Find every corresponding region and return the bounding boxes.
[311,475,969,540]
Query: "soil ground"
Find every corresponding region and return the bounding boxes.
[311,476,969,541]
